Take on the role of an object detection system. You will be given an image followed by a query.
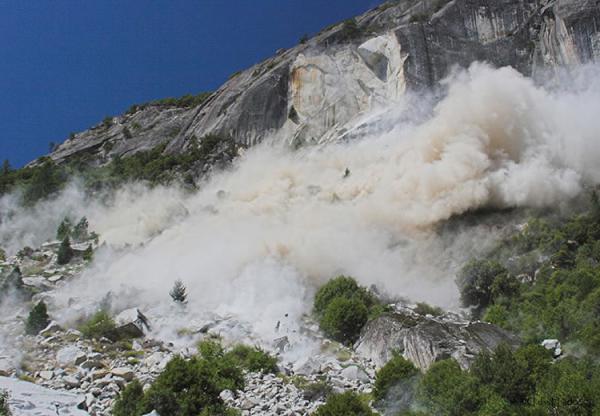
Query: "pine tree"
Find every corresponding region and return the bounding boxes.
[169,279,187,303]
[72,217,89,241]
[25,301,50,335]
[57,236,73,265]
[56,217,72,240]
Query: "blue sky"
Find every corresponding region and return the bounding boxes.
[0,0,381,167]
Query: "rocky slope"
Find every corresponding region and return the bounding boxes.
[46,0,600,167]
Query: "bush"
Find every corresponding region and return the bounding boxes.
[79,310,119,340]
[456,259,508,311]
[373,354,419,402]
[138,351,243,416]
[56,236,73,265]
[113,379,144,416]
[0,390,10,416]
[320,297,368,345]
[225,344,278,374]
[314,391,375,416]
[314,276,375,315]
[314,276,380,345]
[418,360,483,416]
[413,302,444,317]
[25,301,50,335]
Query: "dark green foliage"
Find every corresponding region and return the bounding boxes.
[79,310,119,340]
[25,301,50,335]
[320,297,368,345]
[419,360,483,416]
[314,276,381,345]
[169,279,187,303]
[102,116,113,128]
[457,259,511,312]
[0,390,11,416]
[113,379,144,416]
[56,217,72,240]
[299,34,309,44]
[409,344,596,415]
[373,354,418,402]
[225,344,278,374]
[314,276,376,315]
[314,391,375,416]
[137,345,244,416]
[21,160,67,206]
[467,195,600,352]
[413,302,444,317]
[56,236,73,265]
[72,217,89,241]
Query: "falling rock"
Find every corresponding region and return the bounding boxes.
[142,411,161,416]
[355,311,520,371]
[114,308,151,339]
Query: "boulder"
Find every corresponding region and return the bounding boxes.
[541,339,562,358]
[114,308,151,339]
[292,357,321,376]
[111,367,135,381]
[340,365,370,382]
[56,346,86,367]
[39,321,62,337]
[354,311,520,370]
[38,370,54,380]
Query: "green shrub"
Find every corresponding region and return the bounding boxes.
[315,276,381,345]
[225,344,278,374]
[456,259,509,311]
[25,301,50,335]
[56,236,73,265]
[373,354,419,402]
[314,276,375,315]
[79,310,119,340]
[113,379,144,416]
[169,279,187,303]
[418,359,483,416]
[83,244,93,261]
[0,390,11,416]
[413,302,444,317]
[138,352,243,416]
[320,297,368,345]
[314,391,375,416]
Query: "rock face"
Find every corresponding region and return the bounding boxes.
[354,310,520,370]
[43,0,600,167]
